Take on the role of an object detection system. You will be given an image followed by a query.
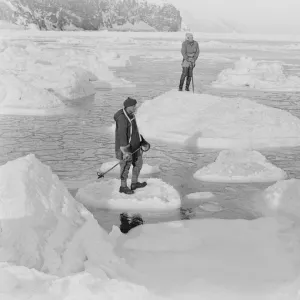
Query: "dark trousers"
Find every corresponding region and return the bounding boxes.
[179,66,193,90]
[118,151,143,187]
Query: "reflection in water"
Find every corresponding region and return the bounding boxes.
[119,213,144,234]
[180,208,195,220]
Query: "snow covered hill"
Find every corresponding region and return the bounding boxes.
[0,0,182,31]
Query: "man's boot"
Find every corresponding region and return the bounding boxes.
[179,72,186,91]
[119,186,134,194]
[185,76,192,91]
[131,182,147,191]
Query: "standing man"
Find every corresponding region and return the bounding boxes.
[114,97,150,195]
[179,32,200,92]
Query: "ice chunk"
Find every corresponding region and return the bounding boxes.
[108,225,123,246]
[18,65,96,100]
[96,50,131,67]
[99,161,160,177]
[0,73,64,114]
[283,43,300,50]
[116,218,299,297]
[0,154,119,276]
[213,56,300,91]
[0,20,23,30]
[0,268,18,293]
[0,42,134,94]
[199,202,223,212]
[186,192,215,200]
[76,178,181,211]
[135,89,300,149]
[0,265,165,300]
[257,179,300,222]
[194,150,287,183]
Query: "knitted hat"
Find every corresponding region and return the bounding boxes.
[186,32,193,39]
[123,97,137,108]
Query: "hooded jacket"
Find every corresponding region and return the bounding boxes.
[114,108,141,156]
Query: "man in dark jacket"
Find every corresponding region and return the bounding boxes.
[114,97,150,195]
[179,33,200,91]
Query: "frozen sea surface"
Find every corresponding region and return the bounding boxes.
[1,32,300,231]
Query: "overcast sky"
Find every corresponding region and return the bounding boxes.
[149,0,299,33]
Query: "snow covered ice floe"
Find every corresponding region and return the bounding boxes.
[76,178,180,211]
[198,202,223,212]
[99,161,160,177]
[0,72,65,115]
[212,56,300,91]
[135,89,300,149]
[115,217,300,298]
[0,40,134,114]
[194,149,287,183]
[0,154,121,275]
[186,192,215,200]
[0,154,169,299]
[0,264,166,300]
[0,20,23,30]
[256,179,300,222]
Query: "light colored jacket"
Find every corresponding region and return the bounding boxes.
[181,40,200,67]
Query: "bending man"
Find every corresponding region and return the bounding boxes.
[114,97,150,195]
[179,32,200,91]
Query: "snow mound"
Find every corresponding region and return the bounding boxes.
[76,178,181,211]
[212,56,300,91]
[0,154,119,276]
[186,192,215,200]
[106,36,138,44]
[96,50,131,67]
[0,72,64,114]
[199,202,223,212]
[18,65,96,100]
[258,179,300,222]
[199,41,231,48]
[136,89,300,149]
[116,218,298,297]
[0,264,166,300]
[0,21,23,30]
[284,44,300,50]
[194,150,287,183]
[99,161,160,177]
[0,41,134,114]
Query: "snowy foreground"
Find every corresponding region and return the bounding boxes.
[135,90,300,149]
[213,56,300,91]
[1,154,300,299]
[194,149,287,183]
[0,38,132,115]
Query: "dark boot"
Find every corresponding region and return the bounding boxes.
[119,186,134,194]
[179,75,185,91]
[179,68,188,91]
[185,76,192,91]
[131,182,147,191]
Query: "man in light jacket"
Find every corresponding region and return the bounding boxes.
[179,33,200,91]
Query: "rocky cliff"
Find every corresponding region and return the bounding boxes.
[0,0,182,31]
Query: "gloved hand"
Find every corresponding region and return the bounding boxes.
[140,135,151,152]
[120,145,132,161]
[188,58,195,68]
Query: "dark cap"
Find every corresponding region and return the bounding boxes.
[123,97,137,108]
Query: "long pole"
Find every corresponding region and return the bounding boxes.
[97,147,141,179]
[192,72,194,93]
